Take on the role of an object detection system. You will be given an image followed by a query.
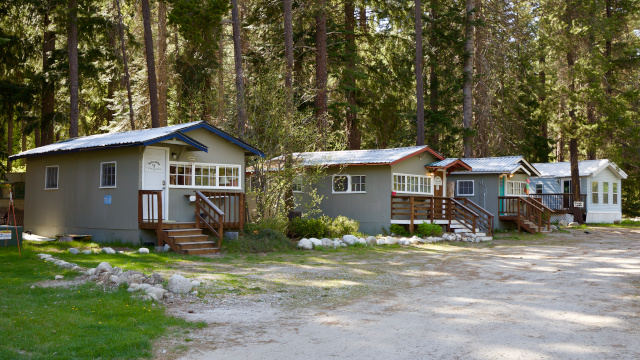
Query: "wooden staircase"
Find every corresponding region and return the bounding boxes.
[498,196,552,234]
[162,222,221,255]
[450,220,493,241]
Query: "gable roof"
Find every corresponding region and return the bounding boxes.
[426,158,472,171]
[450,156,540,176]
[280,146,444,167]
[9,121,264,160]
[532,159,627,179]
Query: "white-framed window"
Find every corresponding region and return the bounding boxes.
[100,162,116,188]
[293,177,303,193]
[45,166,59,190]
[506,181,527,196]
[169,162,241,189]
[332,175,366,194]
[456,180,474,196]
[613,182,618,205]
[603,182,609,204]
[535,183,543,194]
[393,173,433,195]
[592,181,599,204]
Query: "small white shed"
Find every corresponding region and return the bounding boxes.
[531,160,627,223]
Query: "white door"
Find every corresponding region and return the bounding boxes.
[142,147,168,220]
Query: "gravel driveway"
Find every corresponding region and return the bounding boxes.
[157,227,640,360]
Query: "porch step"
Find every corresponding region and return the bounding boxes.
[177,241,219,250]
[168,234,210,244]
[165,228,203,236]
[163,222,198,229]
[184,247,221,255]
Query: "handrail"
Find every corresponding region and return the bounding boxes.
[455,197,494,236]
[138,190,163,230]
[500,196,551,233]
[529,197,553,213]
[194,190,225,247]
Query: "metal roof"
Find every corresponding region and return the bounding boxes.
[10,121,264,160]
[450,156,540,176]
[284,145,444,167]
[532,160,627,179]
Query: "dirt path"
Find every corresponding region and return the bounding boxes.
[157,228,640,359]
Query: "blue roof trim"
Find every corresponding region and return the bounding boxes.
[142,132,208,152]
[180,122,265,157]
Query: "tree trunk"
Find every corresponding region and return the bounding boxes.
[284,0,294,94]
[359,7,366,32]
[7,105,13,170]
[68,0,79,138]
[462,0,474,157]
[315,0,328,140]
[141,0,160,128]
[345,0,360,150]
[115,0,135,130]
[539,54,548,161]
[428,0,439,148]
[217,31,225,125]
[566,4,583,224]
[41,13,55,146]
[231,0,247,137]
[605,0,612,97]
[414,0,424,146]
[157,0,168,127]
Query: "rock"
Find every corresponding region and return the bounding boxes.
[551,225,559,232]
[138,248,150,254]
[82,250,93,255]
[385,236,398,245]
[168,274,193,294]
[95,262,113,274]
[136,283,152,292]
[54,275,64,280]
[140,295,151,301]
[54,260,66,266]
[145,287,167,300]
[101,247,116,255]
[356,237,367,245]
[365,236,378,245]
[37,253,52,259]
[190,291,199,296]
[68,248,80,255]
[109,275,119,284]
[86,268,96,276]
[60,262,77,269]
[342,235,358,245]
[151,273,165,284]
[329,240,340,248]
[320,238,333,247]
[613,219,621,224]
[455,233,462,241]
[469,233,477,238]
[297,238,313,250]
[30,285,35,289]
[432,237,442,242]
[568,222,579,227]
[559,219,569,226]
[71,266,84,272]
[397,238,410,246]
[339,242,347,247]
[376,238,386,245]
[309,238,322,248]
[409,236,421,245]
[191,280,201,287]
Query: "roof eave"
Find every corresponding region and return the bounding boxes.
[389,146,444,166]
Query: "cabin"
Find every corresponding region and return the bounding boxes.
[530,160,627,223]
[9,121,264,254]
[0,172,25,226]
[279,146,494,240]
[444,156,550,233]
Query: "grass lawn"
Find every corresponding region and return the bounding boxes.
[0,242,203,360]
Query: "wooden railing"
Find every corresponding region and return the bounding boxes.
[455,198,494,236]
[194,191,225,247]
[198,191,245,229]
[391,195,487,234]
[531,193,587,214]
[498,196,551,233]
[138,190,163,229]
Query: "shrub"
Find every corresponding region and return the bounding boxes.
[224,229,295,253]
[289,217,327,238]
[244,217,288,234]
[327,216,360,237]
[416,223,443,237]
[389,224,409,237]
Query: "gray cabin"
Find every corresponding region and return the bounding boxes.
[530,160,627,223]
[10,121,264,254]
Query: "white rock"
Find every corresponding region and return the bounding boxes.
[342,235,358,245]
[54,275,64,280]
[71,266,83,272]
[569,222,579,226]
[154,284,164,288]
[190,291,199,296]
[138,248,150,254]
[146,287,167,300]
[355,237,366,245]
[385,236,398,245]
[365,236,377,245]
[469,233,477,238]
[168,274,194,294]
[297,239,313,250]
[376,238,386,245]
[332,240,342,248]
[397,238,411,246]
[101,247,116,255]
[136,283,152,291]
[68,248,80,255]
[82,250,93,255]
[309,238,323,247]
[559,220,569,226]
[321,238,333,247]
[148,293,159,302]
[86,268,96,276]
[95,262,113,274]
[431,237,441,242]
[30,285,35,289]
[339,242,347,247]
[456,234,462,241]
[54,260,66,266]
[410,236,421,244]
[551,225,559,232]
[37,253,52,259]
[109,275,119,283]
[191,280,201,287]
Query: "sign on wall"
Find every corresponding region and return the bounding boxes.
[104,195,112,205]
[145,160,163,172]
[573,201,584,208]
[434,176,443,186]
[0,230,11,240]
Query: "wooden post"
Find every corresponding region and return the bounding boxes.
[430,196,434,223]
[157,191,163,230]
[239,193,245,232]
[138,191,142,226]
[409,196,415,234]
[218,212,224,247]
[517,199,521,232]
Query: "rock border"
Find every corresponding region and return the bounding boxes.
[296,231,489,250]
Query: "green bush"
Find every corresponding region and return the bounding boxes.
[244,217,288,234]
[416,223,443,237]
[289,217,327,238]
[224,229,295,253]
[389,224,409,237]
[327,215,360,237]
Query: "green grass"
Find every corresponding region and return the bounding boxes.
[0,245,199,360]
[586,220,640,228]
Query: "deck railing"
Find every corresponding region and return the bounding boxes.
[194,191,225,248]
[455,198,494,236]
[198,191,245,229]
[138,190,163,230]
[499,196,551,232]
[530,193,587,214]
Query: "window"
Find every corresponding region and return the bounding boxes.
[169,162,241,188]
[613,183,618,205]
[100,162,116,188]
[45,166,58,189]
[332,175,366,193]
[456,180,474,196]
[393,173,432,195]
[506,181,527,196]
[603,182,609,204]
[535,183,543,194]
[293,177,303,193]
[592,181,599,204]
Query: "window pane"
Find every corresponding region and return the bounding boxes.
[592,182,599,204]
[46,167,58,189]
[333,176,348,192]
[101,163,116,187]
[603,182,609,204]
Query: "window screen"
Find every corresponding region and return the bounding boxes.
[457,180,474,196]
[45,166,58,189]
[101,162,116,187]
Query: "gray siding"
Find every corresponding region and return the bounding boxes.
[447,174,508,229]
[24,147,141,243]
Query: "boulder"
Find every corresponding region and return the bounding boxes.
[559,219,569,226]
[95,262,113,274]
[455,233,462,241]
[297,238,313,250]
[356,237,367,245]
[191,280,201,287]
[151,273,165,284]
[60,262,77,269]
[101,247,116,255]
[550,225,559,232]
[168,274,193,294]
[409,236,421,245]
[385,236,398,245]
[568,222,579,227]
[145,286,168,300]
[321,238,333,247]
[109,275,119,284]
[342,235,358,245]
[82,250,93,255]
[309,238,322,248]
[86,268,96,276]
[376,238,386,245]
[136,283,152,292]
[71,266,84,272]
[138,248,150,254]
[54,275,64,280]
[68,248,80,255]
[155,244,171,253]
[365,236,378,245]
[397,238,411,246]
[37,253,52,259]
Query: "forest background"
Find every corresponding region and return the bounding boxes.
[1,0,639,216]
